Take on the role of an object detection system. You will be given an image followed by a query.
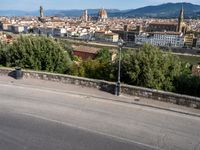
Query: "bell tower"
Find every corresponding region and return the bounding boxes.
[83,10,88,22]
[178,6,184,32]
[40,6,44,18]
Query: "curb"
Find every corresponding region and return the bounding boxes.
[1,79,200,118]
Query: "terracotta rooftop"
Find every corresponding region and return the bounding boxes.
[150,22,177,26]
[95,30,105,33]
[72,45,99,54]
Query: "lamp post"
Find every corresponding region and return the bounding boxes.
[115,38,124,96]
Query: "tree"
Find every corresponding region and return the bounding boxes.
[174,74,200,97]
[70,48,114,80]
[57,39,74,60]
[0,35,72,74]
[69,62,85,77]
[0,41,9,66]
[119,44,189,91]
[70,58,114,81]
[96,48,111,62]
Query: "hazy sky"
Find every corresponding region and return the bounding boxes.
[0,0,199,10]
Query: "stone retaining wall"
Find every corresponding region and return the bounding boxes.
[0,67,200,109]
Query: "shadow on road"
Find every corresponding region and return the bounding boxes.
[8,70,16,79]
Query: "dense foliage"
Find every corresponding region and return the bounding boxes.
[70,44,191,92]
[0,35,72,73]
[0,37,199,97]
[70,48,114,81]
[56,39,74,59]
[119,44,189,91]
[174,75,200,97]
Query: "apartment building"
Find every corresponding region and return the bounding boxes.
[135,32,184,47]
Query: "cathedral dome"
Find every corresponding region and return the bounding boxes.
[98,8,108,19]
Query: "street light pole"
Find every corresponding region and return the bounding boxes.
[115,39,124,96]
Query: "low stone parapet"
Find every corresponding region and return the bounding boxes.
[0,67,200,109]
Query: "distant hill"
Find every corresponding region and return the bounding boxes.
[0,9,120,17]
[0,3,200,18]
[110,3,200,18]
[0,10,29,16]
[49,9,120,17]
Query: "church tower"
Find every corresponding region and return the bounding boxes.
[81,10,89,22]
[83,10,88,22]
[40,6,44,18]
[178,6,184,32]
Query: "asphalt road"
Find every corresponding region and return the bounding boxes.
[0,82,200,150]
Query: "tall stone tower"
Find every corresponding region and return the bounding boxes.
[80,10,89,22]
[178,6,184,32]
[83,10,88,22]
[40,6,44,18]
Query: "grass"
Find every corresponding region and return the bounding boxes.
[177,55,200,65]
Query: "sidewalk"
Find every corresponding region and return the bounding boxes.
[1,75,200,117]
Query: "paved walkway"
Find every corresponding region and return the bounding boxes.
[0,75,200,117]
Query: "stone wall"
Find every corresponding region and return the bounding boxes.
[0,67,200,109]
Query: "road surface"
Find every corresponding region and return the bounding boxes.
[0,82,200,150]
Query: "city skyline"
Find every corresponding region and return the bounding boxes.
[0,0,199,11]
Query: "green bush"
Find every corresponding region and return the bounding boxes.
[70,58,114,81]
[70,48,114,80]
[174,75,200,97]
[96,48,111,62]
[118,44,189,91]
[0,35,72,73]
[1,38,199,97]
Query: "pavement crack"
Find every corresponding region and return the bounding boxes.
[157,128,168,150]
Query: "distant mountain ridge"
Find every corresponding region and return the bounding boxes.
[0,3,200,18]
[0,9,120,17]
[112,2,200,18]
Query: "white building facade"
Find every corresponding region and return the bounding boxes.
[54,28,66,37]
[135,32,184,47]
[196,37,200,48]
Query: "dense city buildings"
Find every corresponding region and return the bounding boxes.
[0,6,200,48]
[135,7,191,47]
[147,7,187,33]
